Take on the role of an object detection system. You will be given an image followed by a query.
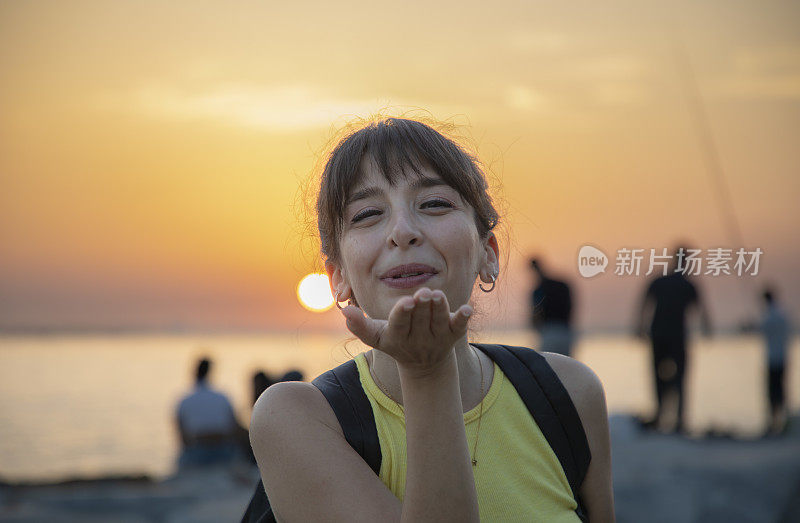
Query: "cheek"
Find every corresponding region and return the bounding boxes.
[339,234,378,283]
[438,223,482,268]
[340,234,373,264]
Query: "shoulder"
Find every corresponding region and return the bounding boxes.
[250,381,342,445]
[186,386,232,406]
[177,389,199,409]
[207,387,233,403]
[249,370,404,521]
[540,352,608,433]
[177,391,191,406]
[541,352,604,403]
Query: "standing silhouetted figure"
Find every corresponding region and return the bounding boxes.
[761,288,791,436]
[530,258,574,357]
[636,246,712,433]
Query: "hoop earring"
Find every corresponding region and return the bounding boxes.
[478,274,496,293]
[334,293,349,310]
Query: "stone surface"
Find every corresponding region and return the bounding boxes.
[2,416,798,522]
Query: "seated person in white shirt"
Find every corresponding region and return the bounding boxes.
[176,358,240,468]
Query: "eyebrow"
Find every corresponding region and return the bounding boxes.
[346,176,449,206]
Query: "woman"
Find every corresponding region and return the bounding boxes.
[249,118,615,522]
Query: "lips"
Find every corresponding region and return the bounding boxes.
[380,263,438,289]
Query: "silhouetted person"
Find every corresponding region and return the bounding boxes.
[530,258,574,356]
[252,371,274,406]
[636,246,711,434]
[279,369,304,382]
[240,370,277,465]
[761,288,791,436]
[176,357,240,469]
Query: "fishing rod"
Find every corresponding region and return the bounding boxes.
[672,34,758,329]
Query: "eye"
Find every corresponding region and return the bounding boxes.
[351,208,381,223]
[420,198,454,210]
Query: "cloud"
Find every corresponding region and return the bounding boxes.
[506,31,572,53]
[569,54,652,106]
[712,74,800,100]
[136,84,387,130]
[711,45,800,100]
[574,54,649,79]
[504,85,549,112]
[732,46,800,74]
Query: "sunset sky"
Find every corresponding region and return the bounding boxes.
[1,1,798,332]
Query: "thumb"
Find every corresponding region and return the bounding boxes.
[341,305,383,348]
[449,304,473,338]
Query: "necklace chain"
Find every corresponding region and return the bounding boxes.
[471,344,485,467]
[370,346,485,467]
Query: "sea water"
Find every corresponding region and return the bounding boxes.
[0,332,797,482]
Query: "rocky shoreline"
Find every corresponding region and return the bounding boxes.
[2,415,798,522]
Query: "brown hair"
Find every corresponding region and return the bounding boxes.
[316,117,499,263]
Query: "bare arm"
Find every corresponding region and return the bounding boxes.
[398,351,477,522]
[250,288,479,523]
[544,353,616,523]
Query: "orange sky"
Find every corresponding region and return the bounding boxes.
[1,1,798,332]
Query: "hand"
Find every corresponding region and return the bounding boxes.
[339,288,473,373]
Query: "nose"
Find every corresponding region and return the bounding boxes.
[387,208,423,248]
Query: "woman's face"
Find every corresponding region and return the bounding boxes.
[326,159,499,320]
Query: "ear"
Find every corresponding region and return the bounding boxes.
[479,232,500,283]
[324,259,352,302]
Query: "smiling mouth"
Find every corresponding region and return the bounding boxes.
[390,271,425,279]
[380,264,438,289]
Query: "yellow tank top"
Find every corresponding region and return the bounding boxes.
[354,352,581,522]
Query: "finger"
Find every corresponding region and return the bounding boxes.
[341,305,385,348]
[386,296,415,338]
[430,290,450,336]
[411,288,434,335]
[449,304,473,337]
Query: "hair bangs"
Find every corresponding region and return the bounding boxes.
[317,118,499,263]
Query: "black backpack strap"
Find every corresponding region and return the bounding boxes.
[241,479,272,523]
[243,346,591,521]
[312,358,382,474]
[473,343,592,522]
[241,358,381,523]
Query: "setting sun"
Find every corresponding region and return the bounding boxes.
[297,273,335,312]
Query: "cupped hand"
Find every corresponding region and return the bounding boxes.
[339,287,472,372]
